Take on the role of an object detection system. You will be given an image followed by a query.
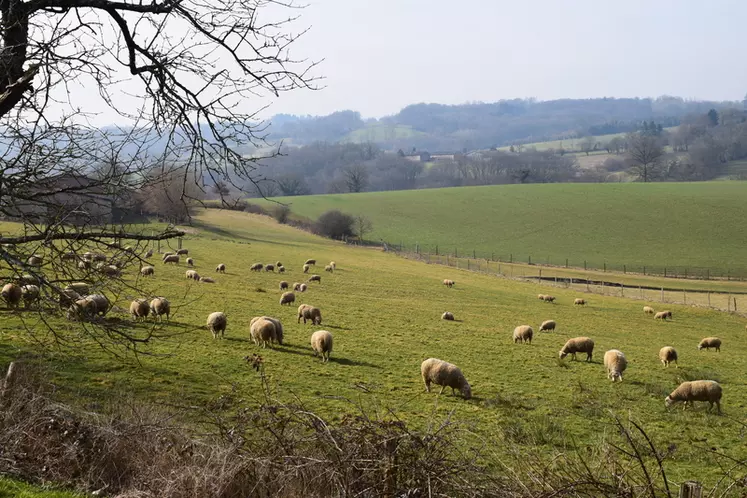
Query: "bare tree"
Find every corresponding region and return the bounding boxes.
[276,174,310,196]
[627,132,663,182]
[354,215,373,242]
[343,164,369,193]
[580,136,596,156]
[0,0,317,351]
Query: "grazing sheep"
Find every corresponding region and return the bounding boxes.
[513,325,533,344]
[537,294,545,300]
[559,337,594,361]
[280,291,295,306]
[92,253,107,262]
[297,304,322,325]
[659,346,678,368]
[420,358,471,400]
[61,252,77,261]
[442,311,455,321]
[20,274,39,285]
[216,263,226,273]
[303,264,310,274]
[293,282,302,291]
[265,264,275,272]
[305,259,316,266]
[663,310,673,318]
[144,249,154,258]
[66,282,90,295]
[101,265,120,278]
[186,258,194,267]
[276,261,283,267]
[185,270,200,280]
[665,380,722,414]
[250,263,263,272]
[325,265,333,272]
[654,311,669,320]
[150,297,170,321]
[278,266,286,273]
[83,294,109,316]
[250,316,283,347]
[698,337,721,352]
[199,277,215,283]
[141,266,155,277]
[574,298,586,305]
[542,295,556,303]
[176,249,188,256]
[82,252,94,261]
[162,252,174,259]
[59,289,81,309]
[78,260,91,270]
[308,275,321,283]
[21,285,40,308]
[130,299,150,321]
[299,283,308,292]
[310,330,333,362]
[539,320,556,332]
[443,279,455,288]
[26,255,43,266]
[2,283,22,308]
[643,306,655,314]
[67,297,104,320]
[280,281,289,290]
[163,254,180,265]
[207,311,227,339]
[604,349,627,382]
[330,261,336,271]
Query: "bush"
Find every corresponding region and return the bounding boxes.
[272,204,291,224]
[316,210,355,240]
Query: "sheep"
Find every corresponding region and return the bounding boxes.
[542,295,556,303]
[279,291,295,306]
[276,261,283,267]
[325,265,333,272]
[265,264,275,272]
[574,298,586,305]
[665,380,722,414]
[67,297,100,320]
[293,282,302,291]
[305,259,316,266]
[250,316,283,347]
[186,258,194,267]
[329,261,336,271]
[659,346,678,368]
[513,325,533,344]
[604,349,627,382]
[141,266,155,277]
[199,277,216,283]
[26,255,43,266]
[1,283,22,308]
[185,270,200,280]
[308,275,321,283]
[101,265,120,277]
[163,254,180,265]
[176,249,189,256]
[539,320,556,332]
[59,289,81,309]
[443,279,455,288]
[207,311,227,339]
[420,358,471,400]
[698,337,721,352]
[130,299,150,321]
[663,310,673,318]
[537,294,545,300]
[216,263,226,273]
[144,249,154,258]
[442,311,455,321]
[299,283,308,292]
[92,253,108,262]
[66,282,89,295]
[310,330,333,362]
[303,264,310,274]
[297,304,322,325]
[280,281,289,291]
[150,297,170,321]
[82,252,94,261]
[654,311,669,320]
[278,266,286,273]
[559,337,594,361]
[643,306,655,314]
[250,263,263,272]
[83,294,109,316]
[61,252,77,262]
[21,285,40,308]
[20,274,39,285]
[78,261,91,270]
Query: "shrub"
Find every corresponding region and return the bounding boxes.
[316,210,355,240]
[272,204,291,224]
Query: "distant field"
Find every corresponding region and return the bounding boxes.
[343,124,426,143]
[258,182,747,277]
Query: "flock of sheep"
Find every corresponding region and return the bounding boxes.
[430,279,725,414]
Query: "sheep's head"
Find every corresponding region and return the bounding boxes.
[559,350,568,360]
[664,395,675,408]
[461,382,472,400]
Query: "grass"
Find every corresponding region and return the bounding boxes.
[343,124,427,143]
[2,209,747,489]
[256,182,747,277]
[0,477,84,497]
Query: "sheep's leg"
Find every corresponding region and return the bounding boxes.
[716,401,721,414]
[438,385,446,395]
[423,379,431,392]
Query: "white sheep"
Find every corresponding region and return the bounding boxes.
[176,249,188,255]
[654,311,668,320]
[537,294,545,300]
[186,257,194,267]
[539,320,556,332]
[305,259,316,266]
[310,330,333,362]
[276,261,283,267]
[26,255,43,266]
[297,304,322,325]
[443,279,455,288]
[542,295,556,303]
[279,281,289,291]
[216,263,226,273]
[299,283,308,292]
[303,264,310,274]
[325,265,333,272]
[185,270,200,280]
[250,316,283,347]
[207,311,227,339]
[559,337,594,361]
[293,282,302,291]
[278,266,286,273]
[308,275,321,283]
[643,306,655,314]
[21,284,40,308]
[659,346,678,368]
[280,291,295,306]
[68,294,109,319]
[604,349,627,382]
[140,266,155,277]
[150,297,170,321]
[698,337,721,352]
[513,325,533,344]
[329,261,336,271]
[441,311,455,321]
[78,260,91,270]
[130,299,150,321]
[665,380,722,414]
[144,249,154,258]
[2,283,22,308]
[250,263,263,272]
[420,358,471,400]
[574,298,586,305]
[163,254,180,265]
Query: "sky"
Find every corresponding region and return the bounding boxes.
[60,0,747,125]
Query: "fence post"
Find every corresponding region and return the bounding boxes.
[584,260,587,270]
[565,258,568,268]
[728,270,730,281]
[683,290,686,305]
[661,287,664,302]
[623,264,626,274]
[621,285,624,297]
[679,481,702,498]
[706,269,709,280]
[436,245,439,256]
[455,248,458,258]
[734,297,738,312]
[539,269,542,279]
[492,252,494,261]
[473,249,476,259]
[664,267,667,278]
[468,259,470,270]
[708,292,711,306]
[643,266,646,275]
[728,295,731,312]
[510,253,513,263]
[603,262,606,272]
[528,255,531,265]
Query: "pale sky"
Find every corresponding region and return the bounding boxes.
[61,0,747,125]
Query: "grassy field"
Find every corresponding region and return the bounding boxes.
[257,182,747,276]
[343,124,427,143]
[0,477,83,498]
[3,209,747,491]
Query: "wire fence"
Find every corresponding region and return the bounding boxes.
[380,241,747,282]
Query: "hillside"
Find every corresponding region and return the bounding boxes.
[1,209,747,492]
[258,182,747,277]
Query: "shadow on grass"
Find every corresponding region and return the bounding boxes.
[190,219,250,241]
[330,356,380,369]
